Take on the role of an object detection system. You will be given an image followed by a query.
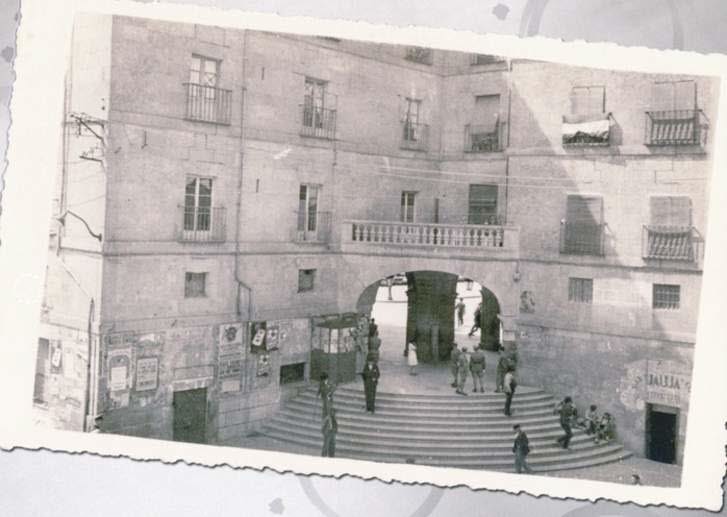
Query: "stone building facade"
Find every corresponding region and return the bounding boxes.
[34,14,717,464]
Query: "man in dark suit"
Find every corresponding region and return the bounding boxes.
[512,424,533,473]
[555,396,576,449]
[321,408,338,457]
[361,359,380,413]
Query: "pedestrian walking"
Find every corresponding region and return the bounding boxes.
[407,341,418,375]
[317,372,335,417]
[512,424,533,474]
[361,359,380,413]
[503,367,517,416]
[555,396,576,449]
[450,342,461,387]
[455,298,466,327]
[455,347,470,395]
[468,303,482,337]
[495,347,508,393]
[321,408,338,457]
[469,345,486,393]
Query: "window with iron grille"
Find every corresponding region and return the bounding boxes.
[401,191,417,223]
[646,80,701,146]
[562,86,610,146]
[402,98,422,141]
[185,55,231,124]
[184,177,212,232]
[470,54,504,65]
[568,278,593,303]
[298,269,316,292]
[185,272,207,298]
[561,195,605,256]
[280,362,306,384]
[645,196,693,260]
[468,185,498,224]
[302,77,336,138]
[466,95,501,152]
[653,284,680,309]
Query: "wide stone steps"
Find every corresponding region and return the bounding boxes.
[262,386,632,472]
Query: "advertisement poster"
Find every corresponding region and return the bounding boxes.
[49,340,63,374]
[250,321,267,354]
[135,357,159,392]
[256,353,271,377]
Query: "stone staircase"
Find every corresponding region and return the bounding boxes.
[262,384,632,472]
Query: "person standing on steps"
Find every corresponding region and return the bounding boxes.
[317,372,335,417]
[368,330,381,364]
[407,341,419,375]
[495,346,508,393]
[468,303,482,337]
[503,366,517,416]
[321,407,338,457]
[469,345,486,393]
[455,346,470,395]
[512,424,533,474]
[450,342,461,388]
[455,297,466,327]
[555,396,576,450]
[361,358,380,413]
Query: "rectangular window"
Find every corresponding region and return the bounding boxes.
[470,54,503,65]
[184,177,212,232]
[280,362,306,384]
[570,86,605,116]
[645,196,694,260]
[402,98,421,141]
[468,185,498,224]
[561,195,604,255]
[303,77,327,128]
[401,191,417,223]
[298,269,316,292]
[190,55,219,88]
[297,184,320,232]
[653,284,680,310]
[468,95,501,152]
[185,272,207,298]
[647,80,701,146]
[568,278,593,303]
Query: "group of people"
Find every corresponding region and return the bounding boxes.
[554,397,617,451]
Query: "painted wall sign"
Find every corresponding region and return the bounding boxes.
[135,357,159,391]
[645,359,691,407]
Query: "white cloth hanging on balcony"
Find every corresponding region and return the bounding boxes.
[562,113,611,144]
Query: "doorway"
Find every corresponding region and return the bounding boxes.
[173,387,208,444]
[646,403,678,464]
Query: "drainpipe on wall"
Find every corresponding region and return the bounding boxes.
[234,33,253,323]
[83,297,95,431]
[505,79,513,224]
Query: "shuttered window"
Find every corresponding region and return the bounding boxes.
[468,185,498,225]
[401,191,417,223]
[653,284,680,310]
[568,278,593,303]
[561,195,604,255]
[650,196,691,226]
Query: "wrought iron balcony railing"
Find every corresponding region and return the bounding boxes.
[178,206,226,243]
[400,121,430,151]
[300,98,337,139]
[642,225,695,261]
[645,109,708,147]
[183,83,232,125]
[293,211,332,243]
[559,222,605,256]
[465,123,504,152]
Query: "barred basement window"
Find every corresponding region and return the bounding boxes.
[568,278,593,303]
[298,269,316,292]
[185,272,207,298]
[280,362,306,384]
[653,284,680,310]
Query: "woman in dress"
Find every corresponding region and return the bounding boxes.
[407,341,418,375]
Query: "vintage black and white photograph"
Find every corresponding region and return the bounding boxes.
[4,1,726,504]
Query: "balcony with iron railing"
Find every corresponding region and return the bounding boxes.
[642,225,698,262]
[400,121,430,151]
[293,211,332,244]
[177,206,227,243]
[559,222,605,256]
[183,83,232,125]
[341,219,519,259]
[300,99,337,139]
[645,109,708,147]
[464,123,505,153]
